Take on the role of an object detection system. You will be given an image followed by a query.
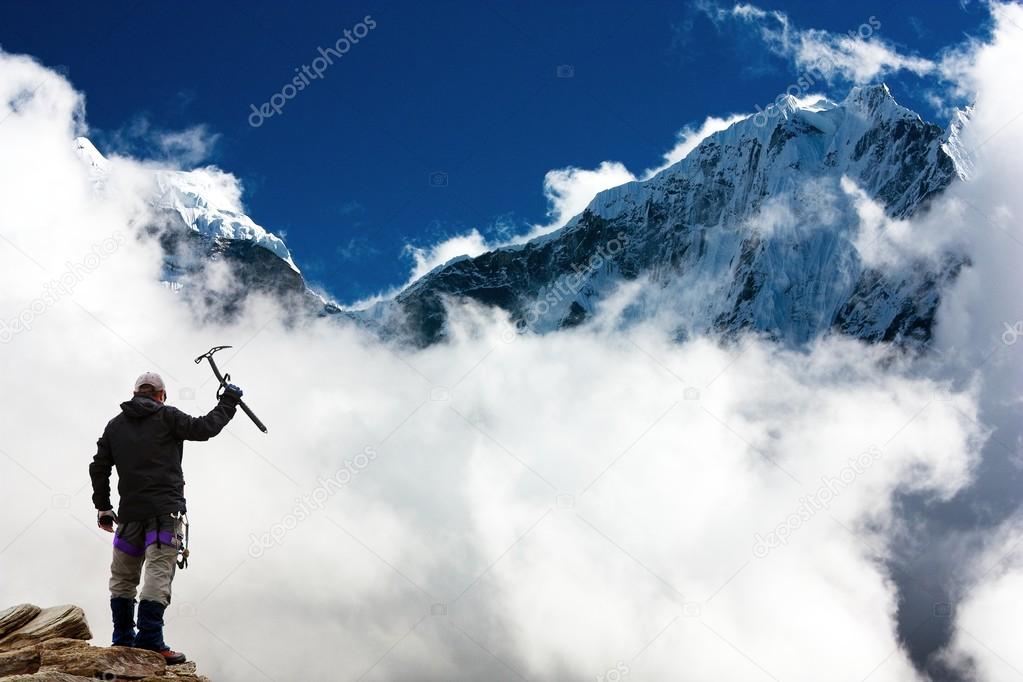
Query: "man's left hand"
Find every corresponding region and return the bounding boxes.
[97,509,117,532]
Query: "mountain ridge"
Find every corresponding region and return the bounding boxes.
[366,83,969,346]
[73,84,971,348]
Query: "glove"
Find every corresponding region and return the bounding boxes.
[97,509,117,532]
[219,383,243,406]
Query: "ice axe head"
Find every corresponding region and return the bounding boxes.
[192,344,268,434]
[194,345,232,364]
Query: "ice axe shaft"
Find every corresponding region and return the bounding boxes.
[194,346,268,433]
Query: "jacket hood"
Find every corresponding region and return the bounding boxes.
[120,395,165,419]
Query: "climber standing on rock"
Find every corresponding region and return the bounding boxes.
[89,372,242,665]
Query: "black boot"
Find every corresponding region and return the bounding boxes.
[110,597,136,647]
[134,599,186,664]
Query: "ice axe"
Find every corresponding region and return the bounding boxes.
[194,345,268,433]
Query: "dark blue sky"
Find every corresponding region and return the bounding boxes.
[0,1,989,302]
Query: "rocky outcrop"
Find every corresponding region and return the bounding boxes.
[0,647,39,677]
[0,607,91,653]
[0,607,41,642]
[0,605,211,682]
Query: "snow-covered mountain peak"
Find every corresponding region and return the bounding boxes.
[380,84,964,346]
[73,136,106,167]
[73,136,109,184]
[577,82,954,230]
[149,168,298,271]
[841,83,917,122]
[801,97,839,113]
[943,106,975,180]
[72,137,298,272]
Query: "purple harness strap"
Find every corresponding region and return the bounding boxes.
[113,527,175,556]
[113,535,144,557]
[144,530,175,547]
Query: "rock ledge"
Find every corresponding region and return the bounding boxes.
[0,604,210,681]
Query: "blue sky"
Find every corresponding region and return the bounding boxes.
[0,1,991,303]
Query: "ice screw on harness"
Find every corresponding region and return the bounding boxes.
[176,513,189,569]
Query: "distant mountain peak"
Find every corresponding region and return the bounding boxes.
[370,84,968,347]
[72,137,298,272]
[841,82,919,122]
[71,137,339,323]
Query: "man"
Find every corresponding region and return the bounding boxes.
[89,371,242,664]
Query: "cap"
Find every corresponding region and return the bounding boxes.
[134,372,166,393]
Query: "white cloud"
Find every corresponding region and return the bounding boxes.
[100,115,220,168]
[524,160,638,239]
[940,516,1023,681]
[404,228,490,281]
[155,124,221,166]
[843,176,968,269]
[865,4,1023,675]
[709,2,937,84]
[928,1,1023,361]
[643,114,747,177]
[795,30,936,82]
[344,229,493,309]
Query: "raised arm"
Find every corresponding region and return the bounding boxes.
[165,393,240,442]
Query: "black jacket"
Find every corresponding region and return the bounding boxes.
[89,396,237,522]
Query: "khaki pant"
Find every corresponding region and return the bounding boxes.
[109,514,184,606]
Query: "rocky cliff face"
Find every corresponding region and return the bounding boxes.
[370,84,969,346]
[0,603,210,681]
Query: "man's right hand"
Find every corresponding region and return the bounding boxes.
[97,509,117,532]
[220,383,243,407]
